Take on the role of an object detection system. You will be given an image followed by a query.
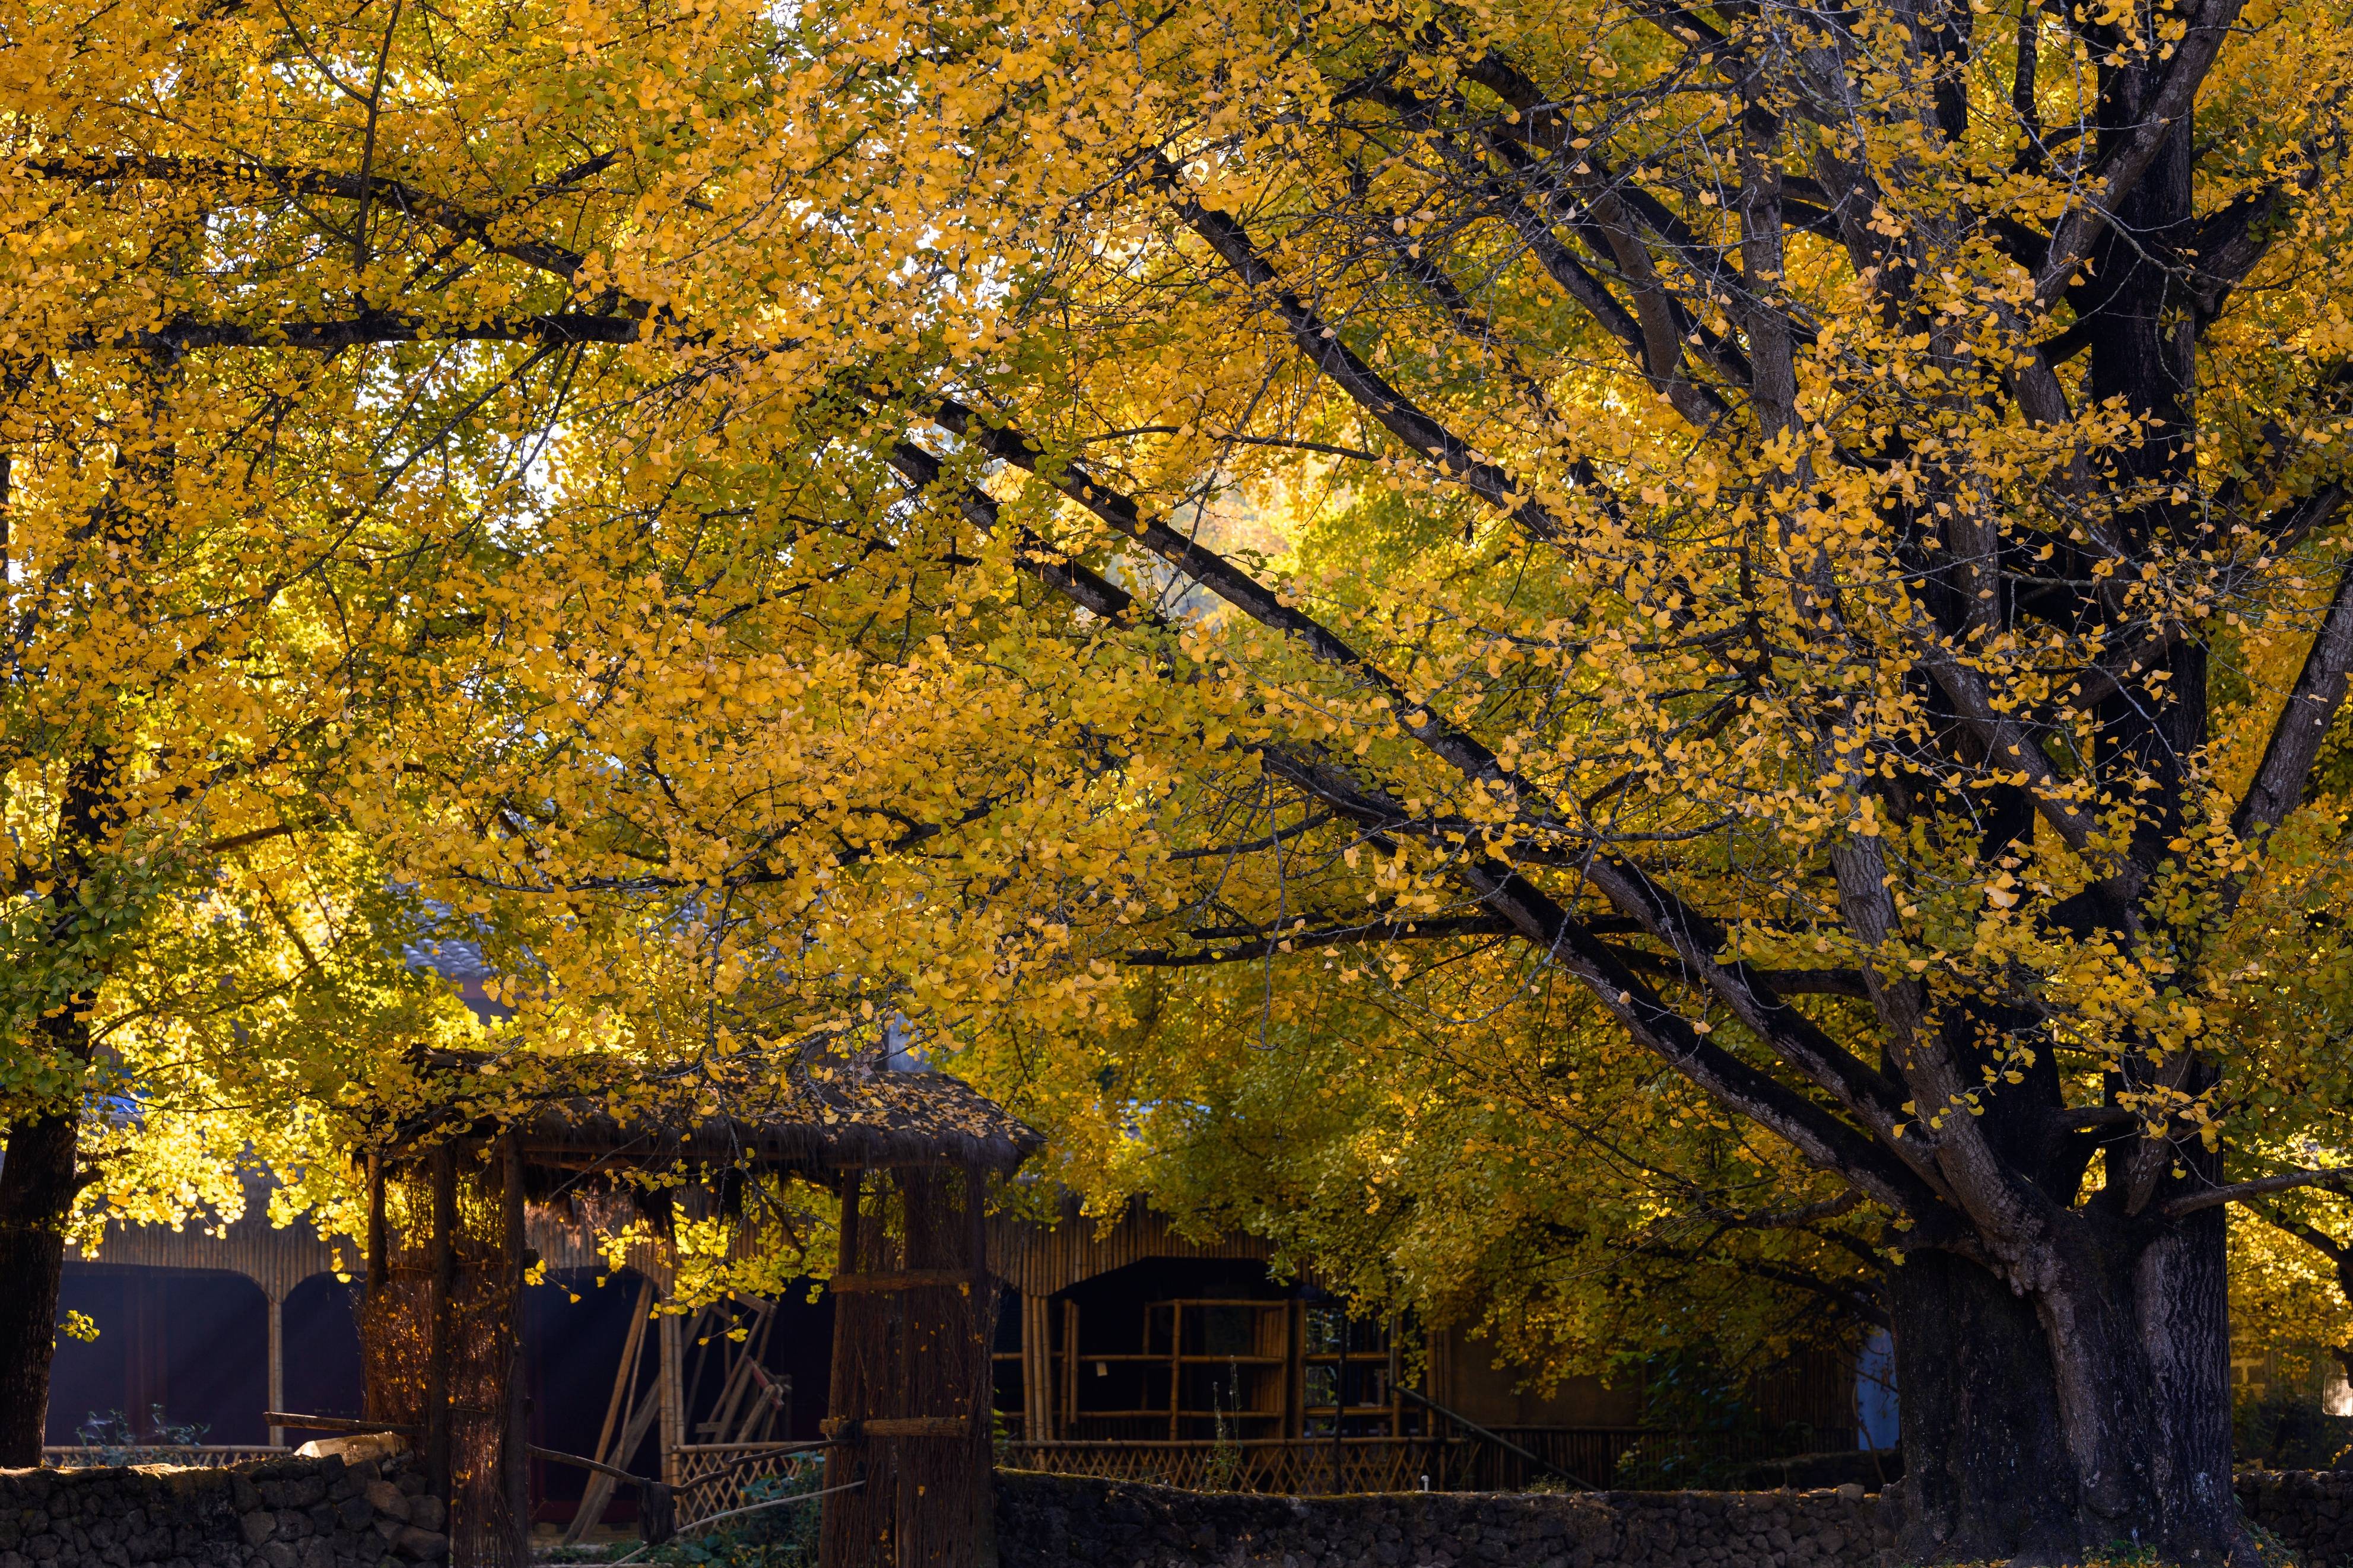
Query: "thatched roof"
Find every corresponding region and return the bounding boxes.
[364,1041,1041,1176]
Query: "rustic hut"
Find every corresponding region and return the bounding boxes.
[352,1041,1037,1568]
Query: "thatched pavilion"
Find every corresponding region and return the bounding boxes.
[350,1040,1037,1568]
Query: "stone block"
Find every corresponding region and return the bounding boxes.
[391,1528,446,1563]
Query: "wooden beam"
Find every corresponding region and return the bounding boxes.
[264,1411,421,1435]
[827,1270,987,1293]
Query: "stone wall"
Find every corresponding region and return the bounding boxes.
[997,1470,2353,1567]
[994,1472,1895,1568]
[5,1453,2351,1568]
[2237,1469,2353,1564]
[0,1452,443,1568]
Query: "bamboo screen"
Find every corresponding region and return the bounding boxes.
[820,1165,996,1568]
[358,1140,528,1568]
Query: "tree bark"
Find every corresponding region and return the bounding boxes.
[1890,1211,2240,1562]
[0,1087,84,1464]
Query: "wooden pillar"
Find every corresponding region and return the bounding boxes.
[426,1145,457,1503]
[820,1170,865,1568]
[658,1302,684,1486]
[966,1165,996,1568]
[1019,1295,1052,1443]
[266,1295,285,1448]
[1284,1300,1304,1442]
[1330,1312,1346,1494]
[361,1154,388,1427]
[503,1134,531,1564]
[1166,1303,1180,1440]
[1388,1318,1402,1439]
[1059,1300,1078,1435]
[365,1156,387,1299]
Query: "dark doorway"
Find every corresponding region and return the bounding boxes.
[49,1264,268,1445]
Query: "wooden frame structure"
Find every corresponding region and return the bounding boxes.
[353,1042,1036,1568]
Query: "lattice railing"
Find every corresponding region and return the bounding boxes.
[670,1443,826,1525]
[1001,1437,1481,1495]
[43,1445,290,1469]
[1001,1427,1837,1495]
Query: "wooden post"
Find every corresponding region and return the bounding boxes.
[967,1165,996,1568]
[427,1145,457,1505]
[1389,1318,1402,1439]
[360,1153,388,1428]
[658,1302,684,1487]
[266,1295,284,1448]
[1020,1295,1050,1443]
[1059,1300,1078,1436]
[503,1134,531,1565]
[366,1155,386,1300]
[1166,1303,1180,1440]
[1284,1299,1304,1442]
[1330,1311,1346,1494]
[820,1171,865,1568]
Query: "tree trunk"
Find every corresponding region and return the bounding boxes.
[0,1102,81,1464]
[1890,1211,2240,1563]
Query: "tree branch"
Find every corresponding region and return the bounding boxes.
[2033,0,2251,308]
[2231,548,2353,843]
[885,441,1136,621]
[30,152,594,282]
[2163,1167,2353,1217]
[1147,155,1571,545]
[69,313,641,352]
[1125,914,1516,966]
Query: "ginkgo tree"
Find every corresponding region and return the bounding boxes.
[12,0,2353,1552]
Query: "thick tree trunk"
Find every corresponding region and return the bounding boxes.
[0,1102,80,1464]
[1890,1211,2240,1563]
